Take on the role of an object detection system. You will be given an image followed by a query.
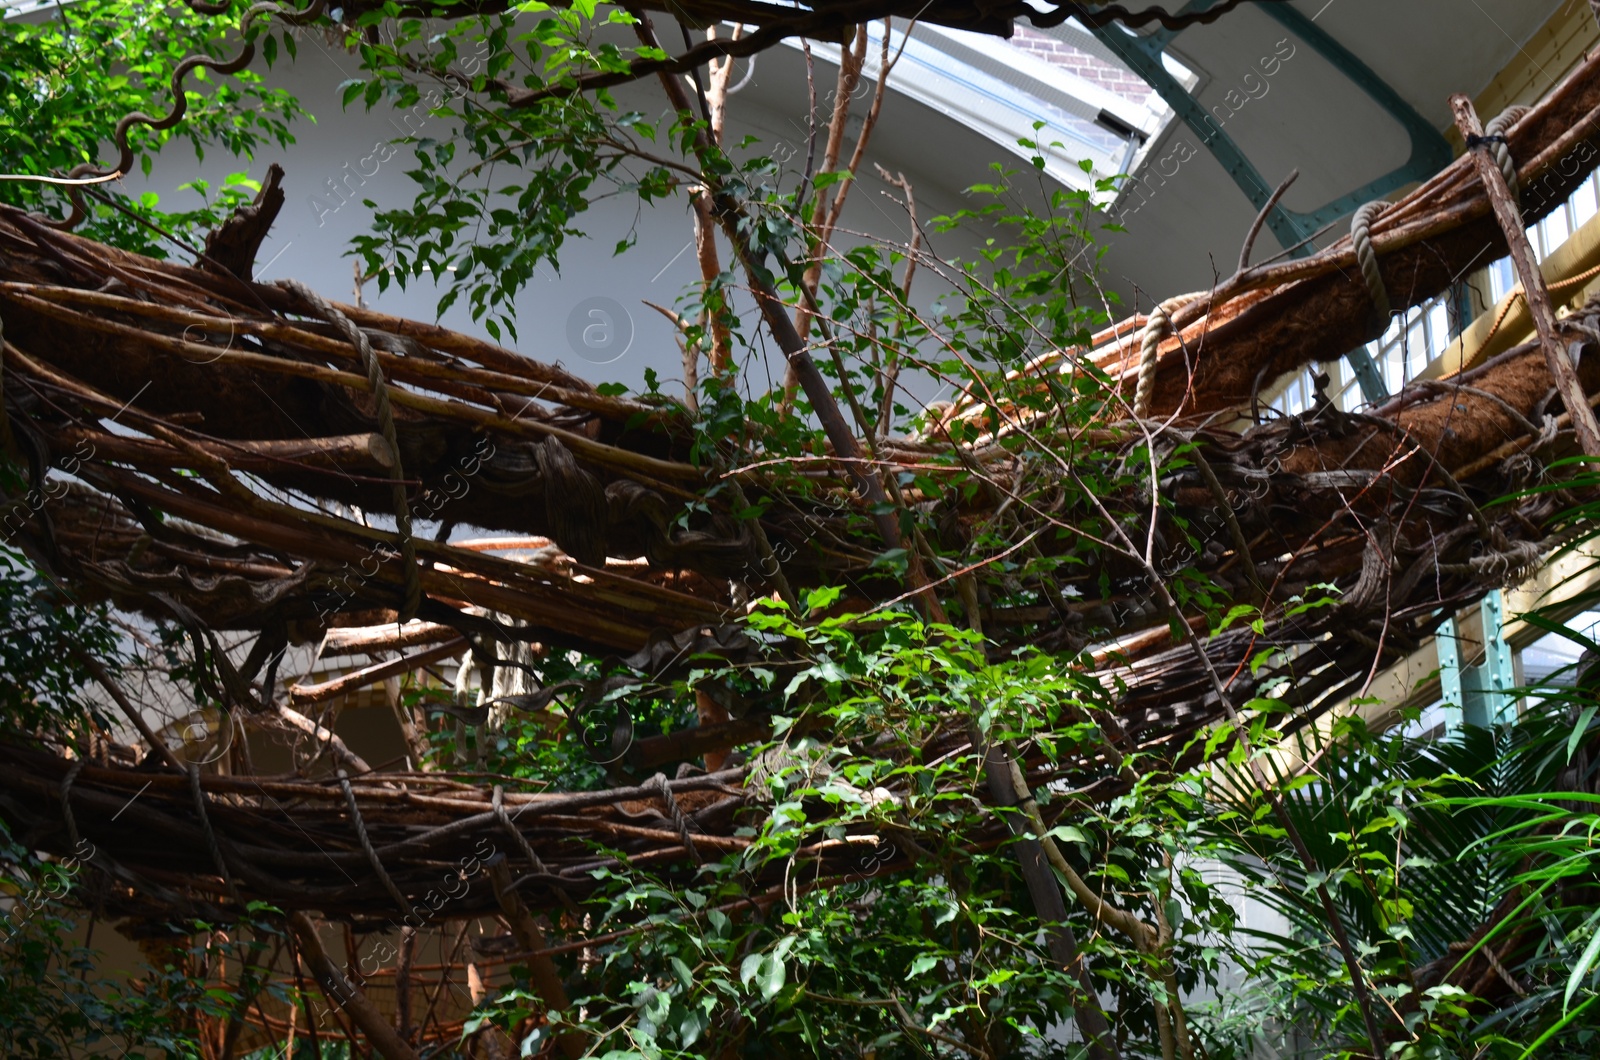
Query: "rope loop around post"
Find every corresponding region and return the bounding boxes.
[278,279,422,622]
[1484,105,1531,202]
[338,768,413,914]
[1351,201,1393,331]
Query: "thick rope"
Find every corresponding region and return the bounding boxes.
[1352,201,1392,328]
[278,279,421,621]
[58,758,85,849]
[492,783,552,877]
[338,768,413,914]
[1132,292,1203,418]
[190,764,243,905]
[1484,105,1530,201]
[492,783,581,914]
[650,772,702,864]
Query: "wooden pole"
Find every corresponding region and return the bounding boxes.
[288,911,421,1060]
[487,862,585,1059]
[1451,94,1600,458]
[976,737,1120,1060]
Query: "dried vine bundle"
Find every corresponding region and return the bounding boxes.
[5,12,1600,1058]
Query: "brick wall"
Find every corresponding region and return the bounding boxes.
[1008,26,1155,106]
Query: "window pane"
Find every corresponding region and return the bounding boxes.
[1578,175,1599,228]
[1429,301,1450,354]
[1490,257,1515,302]
[1407,316,1427,381]
[1546,205,1571,250]
[1522,610,1600,688]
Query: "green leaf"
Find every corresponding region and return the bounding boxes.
[1047,825,1089,846]
[1570,705,1598,763]
[1567,925,1600,1011]
[1517,994,1600,1059]
[1217,603,1257,632]
[679,1007,708,1046]
[870,547,908,572]
[804,585,844,611]
[757,953,786,1001]
[738,952,764,989]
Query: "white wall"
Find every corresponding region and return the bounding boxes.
[120,22,1042,414]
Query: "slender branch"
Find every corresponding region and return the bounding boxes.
[631,12,906,562]
[1004,756,1194,1060]
[1451,94,1600,458]
[1236,168,1297,274]
[972,732,1120,1060]
[75,649,187,773]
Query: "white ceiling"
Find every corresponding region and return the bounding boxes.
[741,0,1570,306]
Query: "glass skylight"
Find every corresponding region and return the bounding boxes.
[791,18,1188,192]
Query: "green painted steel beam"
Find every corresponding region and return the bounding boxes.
[1437,616,1464,732]
[1087,0,1450,403]
[1254,2,1453,230]
[1480,588,1517,724]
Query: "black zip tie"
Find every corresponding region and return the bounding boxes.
[1478,106,1530,201]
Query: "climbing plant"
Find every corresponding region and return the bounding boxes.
[4,3,1600,1059]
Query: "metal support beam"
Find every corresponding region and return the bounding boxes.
[1449,280,1476,337]
[1089,0,1452,404]
[1254,3,1452,228]
[1437,615,1464,732]
[1091,2,1449,251]
[1479,588,1517,725]
[1089,12,1312,253]
[1344,345,1388,405]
